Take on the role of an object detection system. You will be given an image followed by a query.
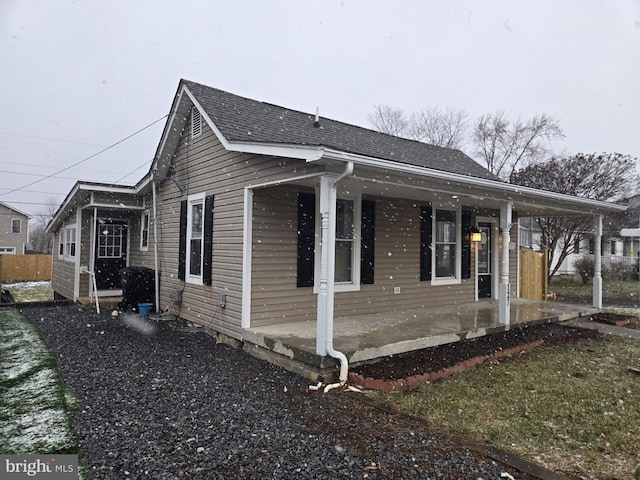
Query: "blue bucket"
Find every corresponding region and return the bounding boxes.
[138,303,153,316]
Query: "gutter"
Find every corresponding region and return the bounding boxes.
[318,148,627,214]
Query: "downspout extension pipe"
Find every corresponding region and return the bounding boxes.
[322,161,353,393]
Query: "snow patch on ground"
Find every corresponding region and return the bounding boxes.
[0,309,77,454]
[3,281,51,289]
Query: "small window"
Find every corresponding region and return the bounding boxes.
[60,225,76,261]
[98,225,122,258]
[140,210,150,250]
[0,247,16,255]
[11,219,21,234]
[186,193,205,284]
[191,107,202,138]
[610,241,616,255]
[573,239,580,254]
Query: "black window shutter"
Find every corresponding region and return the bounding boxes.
[360,200,375,284]
[203,195,214,286]
[420,206,432,281]
[297,192,315,287]
[178,200,187,281]
[462,210,473,279]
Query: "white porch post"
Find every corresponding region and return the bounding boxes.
[499,202,513,324]
[316,175,337,356]
[593,214,603,308]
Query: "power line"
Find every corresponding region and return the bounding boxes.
[1,159,143,176]
[0,115,168,198]
[0,130,150,151]
[0,170,81,181]
[112,159,154,184]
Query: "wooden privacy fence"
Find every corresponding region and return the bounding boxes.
[519,249,548,301]
[0,254,52,282]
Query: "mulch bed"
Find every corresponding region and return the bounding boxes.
[349,323,598,391]
[590,311,638,327]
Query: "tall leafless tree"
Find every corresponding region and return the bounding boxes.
[367,105,410,138]
[511,153,638,281]
[29,195,59,253]
[471,111,564,180]
[407,106,469,149]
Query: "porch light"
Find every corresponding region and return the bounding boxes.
[470,229,483,242]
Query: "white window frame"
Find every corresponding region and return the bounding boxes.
[431,207,461,286]
[11,219,21,234]
[186,192,206,285]
[59,225,76,262]
[313,194,361,293]
[140,210,150,251]
[0,247,16,255]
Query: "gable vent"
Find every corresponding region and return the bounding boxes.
[191,107,202,139]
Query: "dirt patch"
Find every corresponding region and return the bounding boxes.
[349,323,598,391]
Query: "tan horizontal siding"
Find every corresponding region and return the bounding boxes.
[250,191,477,327]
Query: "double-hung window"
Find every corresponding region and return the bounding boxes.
[186,193,205,284]
[335,199,355,283]
[140,210,150,251]
[434,209,457,279]
[421,206,462,284]
[11,219,21,234]
[179,193,213,286]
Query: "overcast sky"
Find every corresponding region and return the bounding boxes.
[1,0,639,218]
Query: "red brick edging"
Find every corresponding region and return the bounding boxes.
[348,329,598,392]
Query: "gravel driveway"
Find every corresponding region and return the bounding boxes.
[23,304,531,479]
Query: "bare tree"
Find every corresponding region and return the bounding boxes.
[367,105,410,138]
[407,106,469,149]
[511,153,638,281]
[29,195,60,253]
[471,111,564,180]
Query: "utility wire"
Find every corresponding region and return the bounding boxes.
[0,115,168,198]
[111,159,154,184]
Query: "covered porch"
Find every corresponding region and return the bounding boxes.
[242,298,597,380]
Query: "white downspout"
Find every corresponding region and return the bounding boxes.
[317,162,353,392]
[152,180,160,313]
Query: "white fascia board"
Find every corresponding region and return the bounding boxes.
[183,87,324,162]
[318,149,626,214]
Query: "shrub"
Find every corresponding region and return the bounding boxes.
[573,255,594,284]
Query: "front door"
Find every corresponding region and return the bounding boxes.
[477,221,492,299]
[95,220,128,290]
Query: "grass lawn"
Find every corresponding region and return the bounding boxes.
[551,277,640,307]
[375,335,640,479]
[3,281,54,303]
[0,309,89,478]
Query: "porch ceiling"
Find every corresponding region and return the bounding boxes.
[292,161,626,218]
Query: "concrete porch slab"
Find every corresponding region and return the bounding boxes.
[242,299,597,379]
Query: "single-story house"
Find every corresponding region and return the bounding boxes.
[0,201,30,255]
[48,80,625,382]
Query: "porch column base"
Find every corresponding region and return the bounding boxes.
[592,276,603,309]
[499,282,511,324]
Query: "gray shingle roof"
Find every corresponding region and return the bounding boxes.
[183,80,499,181]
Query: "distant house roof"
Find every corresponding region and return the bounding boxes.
[0,201,31,218]
[182,80,498,181]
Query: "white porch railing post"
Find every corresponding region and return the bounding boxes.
[499,202,512,324]
[593,214,603,308]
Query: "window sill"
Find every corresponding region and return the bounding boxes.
[313,282,361,294]
[430,278,461,286]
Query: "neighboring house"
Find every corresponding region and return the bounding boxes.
[47,80,625,378]
[0,201,30,255]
